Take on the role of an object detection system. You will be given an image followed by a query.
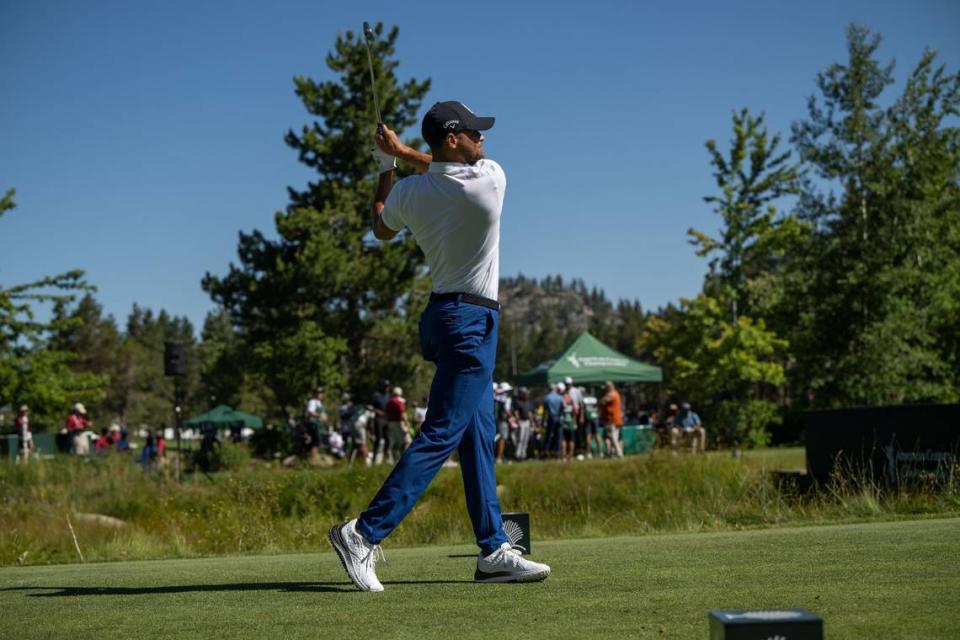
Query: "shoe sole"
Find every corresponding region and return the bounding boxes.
[328,524,380,592]
[474,568,551,583]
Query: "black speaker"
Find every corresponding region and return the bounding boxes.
[164,341,187,377]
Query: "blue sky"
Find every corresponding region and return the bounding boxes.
[2,0,958,332]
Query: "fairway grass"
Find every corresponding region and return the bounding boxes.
[1,518,957,639]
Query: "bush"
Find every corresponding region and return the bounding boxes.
[713,399,779,448]
[248,426,292,459]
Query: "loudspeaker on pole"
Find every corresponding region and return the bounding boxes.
[164,341,187,377]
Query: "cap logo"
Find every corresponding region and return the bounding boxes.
[443,119,460,129]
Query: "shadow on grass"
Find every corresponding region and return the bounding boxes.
[0,579,474,597]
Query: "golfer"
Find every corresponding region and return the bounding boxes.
[329,101,551,592]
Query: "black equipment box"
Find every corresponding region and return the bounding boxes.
[805,403,959,485]
[709,609,823,640]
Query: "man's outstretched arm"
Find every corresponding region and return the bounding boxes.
[371,170,398,241]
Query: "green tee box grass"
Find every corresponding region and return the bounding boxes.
[1,518,957,640]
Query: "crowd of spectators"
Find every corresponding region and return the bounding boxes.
[12,401,166,470]
[297,378,707,467]
[9,383,704,470]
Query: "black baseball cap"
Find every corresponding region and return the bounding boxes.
[421,101,495,148]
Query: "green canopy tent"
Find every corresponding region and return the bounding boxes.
[514,331,663,386]
[183,404,264,430]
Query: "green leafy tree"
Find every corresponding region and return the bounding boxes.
[1,187,104,429]
[790,25,960,406]
[203,24,430,413]
[688,108,802,323]
[639,294,787,448]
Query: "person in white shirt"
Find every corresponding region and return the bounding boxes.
[304,387,326,465]
[329,101,549,592]
[16,405,32,463]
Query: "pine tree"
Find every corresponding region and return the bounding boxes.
[203,24,430,412]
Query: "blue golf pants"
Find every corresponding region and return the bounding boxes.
[357,297,509,555]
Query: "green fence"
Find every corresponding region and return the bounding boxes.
[1,433,57,461]
[594,424,656,455]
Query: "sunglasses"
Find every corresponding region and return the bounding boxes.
[457,129,482,141]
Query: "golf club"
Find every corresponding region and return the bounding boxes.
[362,21,384,134]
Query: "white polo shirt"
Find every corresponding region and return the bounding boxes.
[381,159,505,301]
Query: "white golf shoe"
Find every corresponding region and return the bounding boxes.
[475,542,551,583]
[328,519,385,592]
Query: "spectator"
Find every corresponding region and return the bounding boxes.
[561,383,577,461]
[531,402,547,459]
[305,387,327,465]
[116,428,132,453]
[512,388,533,461]
[94,428,112,454]
[582,393,602,458]
[339,393,359,443]
[542,383,565,458]
[662,403,679,452]
[370,380,391,465]
[648,407,667,450]
[15,405,32,464]
[599,381,624,458]
[348,405,374,467]
[157,431,167,460]
[385,386,408,463]
[564,377,585,458]
[140,432,159,471]
[672,402,706,454]
[413,397,428,437]
[327,429,346,459]
[66,403,92,455]
[494,382,514,463]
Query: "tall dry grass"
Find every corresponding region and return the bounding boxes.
[1,447,957,566]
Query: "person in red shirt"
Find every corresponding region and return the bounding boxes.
[599,381,624,458]
[94,428,112,454]
[66,403,92,455]
[384,387,409,463]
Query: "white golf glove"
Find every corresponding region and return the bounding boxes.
[371,147,397,174]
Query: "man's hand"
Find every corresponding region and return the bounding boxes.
[374,124,431,174]
[375,124,406,157]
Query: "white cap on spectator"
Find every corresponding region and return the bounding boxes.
[500,382,513,393]
[564,376,573,385]
[392,387,403,396]
[557,382,566,392]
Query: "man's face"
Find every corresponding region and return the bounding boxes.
[447,129,485,164]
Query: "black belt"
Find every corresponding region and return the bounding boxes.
[429,291,501,311]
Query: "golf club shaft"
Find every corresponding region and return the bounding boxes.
[362,22,383,134]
